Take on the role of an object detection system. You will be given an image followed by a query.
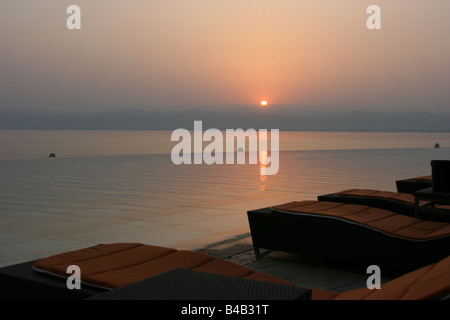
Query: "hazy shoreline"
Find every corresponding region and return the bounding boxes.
[1,109,450,132]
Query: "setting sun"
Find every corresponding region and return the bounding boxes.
[260,100,268,106]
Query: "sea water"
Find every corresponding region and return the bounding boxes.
[0,130,449,266]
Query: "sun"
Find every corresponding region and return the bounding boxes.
[260,100,268,107]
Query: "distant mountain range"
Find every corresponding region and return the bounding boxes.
[0,109,449,132]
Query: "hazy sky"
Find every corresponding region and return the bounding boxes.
[1,1,449,113]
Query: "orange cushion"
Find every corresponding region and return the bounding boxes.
[81,250,215,289]
[34,243,143,275]
[34,243,292,290]
[272,201,450,241]
[403,255,450,300]
[317,256,450,300]
[415,175,432,181]
[40,244,176,277]
[336,189,415,204]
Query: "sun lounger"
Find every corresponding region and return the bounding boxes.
[247,201,450,270]
[0,243,292,300]
[396,175,432,194]
[317,189,450,222]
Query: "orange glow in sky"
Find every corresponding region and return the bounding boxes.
[0,2,449,113]
[260,100,268,107]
